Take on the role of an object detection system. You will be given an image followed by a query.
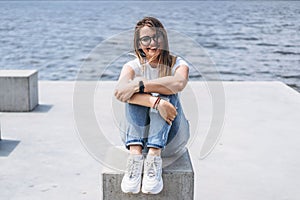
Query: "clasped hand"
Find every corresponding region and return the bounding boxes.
[157,99,177,125]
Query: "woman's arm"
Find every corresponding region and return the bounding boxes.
[115,64,189,102]
[114,65,140,102]
[127,93,156,107]
[114,64,178,125]
[128,93,177,125]
[144,65,189,95]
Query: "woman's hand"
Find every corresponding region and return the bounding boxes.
[115,77,148,102]
[157,99,177,125]
[114,80,139,102]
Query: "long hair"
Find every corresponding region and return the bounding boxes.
[133,17,176,77]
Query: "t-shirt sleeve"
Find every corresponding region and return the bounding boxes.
[124,58,142,77]
[172,57,189,75]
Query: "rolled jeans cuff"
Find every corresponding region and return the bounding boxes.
[125,139,144,150]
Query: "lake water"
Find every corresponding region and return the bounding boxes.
[0,1,299,91]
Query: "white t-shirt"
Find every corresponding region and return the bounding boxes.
[125,57,189,80]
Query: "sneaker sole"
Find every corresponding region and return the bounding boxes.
[123,191,140,194]
[141,181,163,194]
[121,188,141,194]
[121,182,141,194]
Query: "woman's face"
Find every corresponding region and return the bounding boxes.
[139,26,163,61]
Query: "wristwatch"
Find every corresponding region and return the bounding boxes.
[139,80,145,93]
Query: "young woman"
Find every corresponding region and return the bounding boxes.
[114,16,190,194]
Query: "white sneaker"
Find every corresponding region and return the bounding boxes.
[121,154,144,194]
[141,155,163,194]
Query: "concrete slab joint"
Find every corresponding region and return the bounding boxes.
[0,70,39,112]
[102,149,194,200]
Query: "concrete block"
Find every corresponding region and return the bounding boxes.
[0,70,38,112]
[102,149,194,200]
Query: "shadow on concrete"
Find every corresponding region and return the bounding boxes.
[0,139,20,157]
[32,104,53,113]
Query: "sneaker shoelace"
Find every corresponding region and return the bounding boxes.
[145,157,161,179]
[127,158,141,179]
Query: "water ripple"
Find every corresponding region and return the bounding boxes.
[0,1,299,92]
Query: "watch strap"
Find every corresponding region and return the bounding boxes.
[139,81,145,93]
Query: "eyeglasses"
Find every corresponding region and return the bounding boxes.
[139,33,162,46]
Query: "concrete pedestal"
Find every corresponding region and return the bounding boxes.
[102,149,194,200]
[0,70,38,112]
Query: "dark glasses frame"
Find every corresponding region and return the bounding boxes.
[139,32,163,46]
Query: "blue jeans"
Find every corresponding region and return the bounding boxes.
[120,94,190,157]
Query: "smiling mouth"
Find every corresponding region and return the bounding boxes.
[147,47,159,51]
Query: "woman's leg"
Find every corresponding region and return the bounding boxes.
[141,94,179,194]
[121,103,150,151]
[146,94,184,149]
[145,94,190,157]
[121,103,149,194]
[162,95,190,157]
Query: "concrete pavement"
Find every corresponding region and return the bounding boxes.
[1,81,300,200]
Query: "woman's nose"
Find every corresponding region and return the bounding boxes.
[149,38,157,46]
